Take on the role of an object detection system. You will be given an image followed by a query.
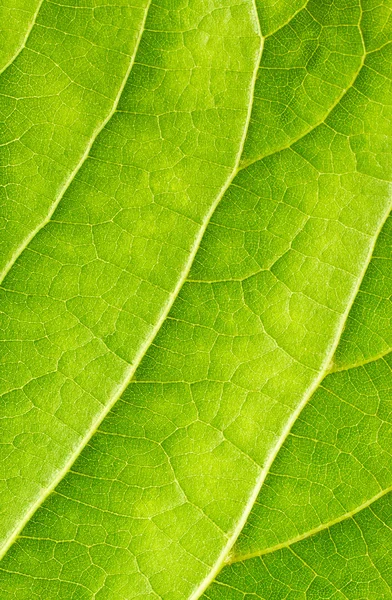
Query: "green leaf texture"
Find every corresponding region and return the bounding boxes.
[0,0,391,598]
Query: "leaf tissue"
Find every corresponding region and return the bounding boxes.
[0,0,391,598]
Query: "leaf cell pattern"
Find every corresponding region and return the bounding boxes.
[0,0,391,598]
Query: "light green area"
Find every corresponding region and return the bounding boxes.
[242,0,366,163]
[334,215,392,369]
[205,492,392,599]
[0,0,391,599]
[254,0,307,37]
[0,2,261,595]
[233,353,392,558]
[0,0,153,274]
[0,0,41,72]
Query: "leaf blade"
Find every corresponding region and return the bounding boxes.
[0,0,262,570]
[204,492,392,599]
[232,352,392,561]
[1,0,392,598]
[1,73,390,600]
[243,0,366,164]
[0,0,154,277]
[0,0,42,74]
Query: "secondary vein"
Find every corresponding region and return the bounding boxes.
[228,485,392,564]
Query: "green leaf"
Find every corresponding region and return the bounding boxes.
[242,0,366,163]
[232,352,392,558]
[0,0,261,564]
[334,215,392,370]
[0,0,42,73]
[0,0,391,599]
[204,491,392,599]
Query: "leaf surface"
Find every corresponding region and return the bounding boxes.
[232,352,392,558]
[0,0,391,599]
[205,491,392,599]
[0,0,42,73]
[0,0,157,276]
[334,215,392,370]
[0,0,261,572]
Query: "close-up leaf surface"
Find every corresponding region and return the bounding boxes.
[0,0,42,73]
[0,0,391,598]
